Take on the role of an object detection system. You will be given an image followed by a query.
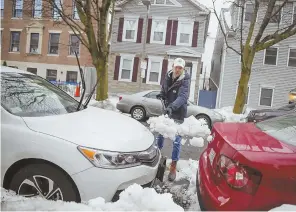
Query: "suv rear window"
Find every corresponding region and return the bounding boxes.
[256,114,296,146]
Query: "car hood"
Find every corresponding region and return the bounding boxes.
[214,122,295,154]
[22,106,154,152]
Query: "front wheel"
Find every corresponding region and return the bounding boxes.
[9,163,80,202]
[131,106,146,122]
[196,114,212,129]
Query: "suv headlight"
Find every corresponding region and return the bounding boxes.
[78,144,158,169]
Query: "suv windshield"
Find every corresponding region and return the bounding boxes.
[1,72,82,117]
[256,114,296,146]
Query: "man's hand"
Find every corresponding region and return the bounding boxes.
[165,107,173,118]
[156,93,165,100]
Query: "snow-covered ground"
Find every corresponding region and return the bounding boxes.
[1,159,199,211]
[214,106,252,123]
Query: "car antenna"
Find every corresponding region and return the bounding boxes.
[74,50,86,111]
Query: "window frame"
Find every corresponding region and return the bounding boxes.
[32,0,42,18]
[176,20,194,46]
[46,69,57,82]
[146,56,163,85]
[1,0,4,18]
[48,33,60,55]
[10,31,21,52]
[66,71,78,82]
[150,17,168,44]
[118,54,135,82]
[52,0,62,20]
[263,46,279,66]
[258,86,274,107]
[69,34,80,56]
[29,33,40,54]
[243,3,258,22]
[288,47,296,67]
[293,3,296,24]
[27,67,37,74]
[122,16,139,42]
[12,0,23,18]
[269,5,282,24]
[72,0,80,20]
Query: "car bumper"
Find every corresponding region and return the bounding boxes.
[116,102,131,113]
[197,150,252,211]
[71,151,162,202]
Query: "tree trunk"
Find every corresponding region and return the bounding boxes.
[95,56,109,101]
[233,50,255,114]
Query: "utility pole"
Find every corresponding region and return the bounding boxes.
[139,0,151,91]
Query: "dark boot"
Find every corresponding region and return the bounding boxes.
[168,161,177,181]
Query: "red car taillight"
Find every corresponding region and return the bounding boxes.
[119,96,122,101]
[217,155,262,195]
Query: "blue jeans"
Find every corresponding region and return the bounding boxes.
[156,134,182,161]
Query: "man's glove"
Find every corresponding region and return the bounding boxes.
[156,93,165,100]
[165,107,173,118]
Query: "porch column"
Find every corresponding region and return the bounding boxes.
[189,61,198,103]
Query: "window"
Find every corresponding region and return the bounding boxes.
[72,0,79,20]
[123,18,138,42]
[259,87,274,106]
[293,4,296,23]
[12,0,23,18]
[244,4,254,22]
[27,67,37,74]
[33,0,42,18]
[177,21,193,46]
[29,33,39,53]
[147,59,162,84]
[48,33,60,54]
[119,57,133,81]
[270,5,281,23]
[151,19,167,43]
[10,31,21,52]
[52,0,61,19]
[1,72,82,117]
[1,0,4,18]
[69,35,80,55]
[46,69,57,81]
[264,47,278,65]
[145,91,160,99]
[236,85,250,105]
[288,48,296,67]
[66,71,78,82]
[151,0,177,6]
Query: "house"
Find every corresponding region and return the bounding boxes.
[0,0,112,89]
[108,0,210,103]
[210,1,296,109]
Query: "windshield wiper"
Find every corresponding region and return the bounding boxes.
[74,51,86,111]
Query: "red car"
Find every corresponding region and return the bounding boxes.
[196,113,296,211]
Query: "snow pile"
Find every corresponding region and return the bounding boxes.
[1,184,183,211]
[215,106,253,123]
[269,204,296,211]
[189,137,204,147]
[89,96,119,111]
[147,115,211,143]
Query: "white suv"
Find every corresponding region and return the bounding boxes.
[1,66,162,202]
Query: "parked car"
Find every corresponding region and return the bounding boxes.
[289,88,296,104]
[196,113,296,211]
[116,90,225,128]
[247,102,296,123]
[1,67,164,203]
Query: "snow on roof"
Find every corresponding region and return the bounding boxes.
[187,0,210,13]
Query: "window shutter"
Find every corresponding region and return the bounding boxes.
[117,17,124,42]
[137,18,144,43]
[161,59,168,84]
[142,58,149,83]
[192,21,199,47]
[132,57,139,82]
[113,55,121,80]
[146,18,152,43]
[165,20,172,45]
[171,20,178,46]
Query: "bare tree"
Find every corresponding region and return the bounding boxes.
[211,0,296,113]
[21,0,116,101]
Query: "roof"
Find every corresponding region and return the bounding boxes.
[115,0,210,14]
[0,66,33,75]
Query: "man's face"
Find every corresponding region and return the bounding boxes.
[173,66,183,77]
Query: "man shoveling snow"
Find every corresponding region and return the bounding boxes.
[155,57,190,182]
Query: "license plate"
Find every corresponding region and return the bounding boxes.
[209,148,216,166]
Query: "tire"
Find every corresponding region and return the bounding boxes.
[196,114,212,129]
[131,106,146,122]
[9,163,80,202]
